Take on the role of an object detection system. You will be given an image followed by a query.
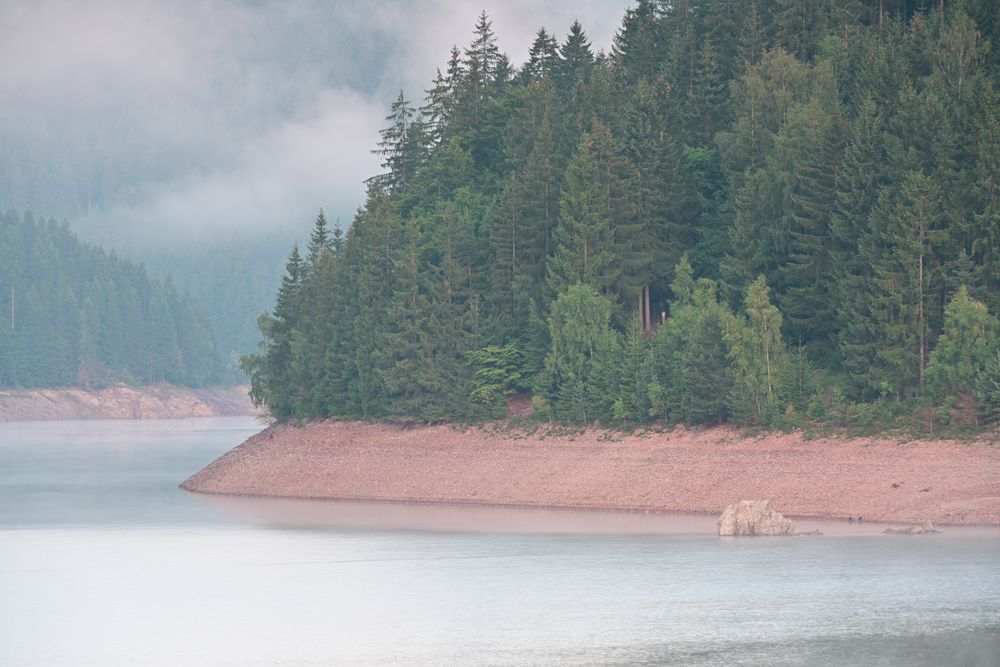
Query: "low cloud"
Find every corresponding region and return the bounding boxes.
[1,0,629,246]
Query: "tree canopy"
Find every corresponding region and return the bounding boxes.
[244,4,1000,430]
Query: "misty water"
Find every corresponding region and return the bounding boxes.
[1,418,998,666]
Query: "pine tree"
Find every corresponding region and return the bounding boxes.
[534,283,621,423]
[688,36,728,146]
[832,98,884,355]
[521,28,560,83]
[380,219,437,419]
[368,91,425,193]
[305,209,332,269]
[244,245,304,417]
[771,0,827,61]
[973,87,1000,317]
[843,173,944,398]
[453,12,504,137]
[556,20,595,93]
[547,133,617,296]
[619,79,685,330]
[613,0,663,84]
[649,278,733,425]
[925,285,998,401]
[612,316,651,422]
[779,97,844,352]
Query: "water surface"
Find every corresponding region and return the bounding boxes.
[1,417,998,666]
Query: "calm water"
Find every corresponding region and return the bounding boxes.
[1,417,998,666]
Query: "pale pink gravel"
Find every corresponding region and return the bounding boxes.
[182,421,1000,525]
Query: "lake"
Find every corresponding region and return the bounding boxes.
[1,417,998,666]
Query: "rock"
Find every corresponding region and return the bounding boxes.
[883,522,941,535]
[718,500,796,536]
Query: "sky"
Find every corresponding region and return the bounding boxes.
[1,0,631,248]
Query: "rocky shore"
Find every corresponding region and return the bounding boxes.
[0,384,254,422]
[182,420,1000,526]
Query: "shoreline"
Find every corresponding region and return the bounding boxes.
[0,383,255,422]
[182,420,1000,526]
[192,492,1000,534]
[187,488,1000,530]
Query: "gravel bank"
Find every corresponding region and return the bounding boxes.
[182,420,1000,525]
[0,384,254,422]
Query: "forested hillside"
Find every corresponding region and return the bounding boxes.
[245,1,1000,430]
[137,238,291,375]
[0,211,223,388]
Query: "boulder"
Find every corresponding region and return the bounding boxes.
[883,522,941,535]
[718,500,796,536]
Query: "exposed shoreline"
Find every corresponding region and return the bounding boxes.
[0,383,254,422]
[182,420,1000,526]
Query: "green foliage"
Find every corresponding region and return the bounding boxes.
[974,350,1000,424]
[0,211,222,389]
[468,344,523,418]
[648,277,733,425]
[534,284,621,424]
[241,8,1000,433]
[547,132,617,296]
[726,276,788,425]
[926,286,998,400]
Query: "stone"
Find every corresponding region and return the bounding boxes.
[883,522,941,535]
[718,500,796,536]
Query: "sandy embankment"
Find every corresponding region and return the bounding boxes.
[0,383,254,422]
[182,420,1000,525]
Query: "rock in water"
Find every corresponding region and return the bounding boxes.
[718,500,796,536]
[883,522,941,535]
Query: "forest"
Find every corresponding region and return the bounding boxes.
[0,210,223,388]
[244,0,1000,431]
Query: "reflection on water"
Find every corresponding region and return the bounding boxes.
[1,417,998,666]
[200,493,1000,538]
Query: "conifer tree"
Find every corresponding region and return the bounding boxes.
[547,133,617,296]
[926,286,998,402]
[842,173,944,398]
[305,209,332,269]
[612,0,663,84]
[535,283,621,423]
[779,97,844,351]
[521,28,560,83]
[648,278,732,424]
[368,91,425,193]
[556,21,595,93]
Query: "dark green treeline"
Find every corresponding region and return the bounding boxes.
[245,1,1000,430]
[0,211,223,388]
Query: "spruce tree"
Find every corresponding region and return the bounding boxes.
[925,286,998,401]
[535,283,621,423]
[521,28,560,83]
[547,133,617,296]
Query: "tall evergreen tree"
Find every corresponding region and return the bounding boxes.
[547,133,617,296]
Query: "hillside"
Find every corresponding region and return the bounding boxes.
[242,3,1000,433]
[0,210,224,388]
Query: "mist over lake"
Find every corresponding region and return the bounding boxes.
[4,1,1000,664]
[2,418,998,666]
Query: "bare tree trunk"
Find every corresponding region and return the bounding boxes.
[918,209,926,389]
[644,285,652,337]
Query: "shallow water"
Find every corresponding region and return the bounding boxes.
[1,417,998,666]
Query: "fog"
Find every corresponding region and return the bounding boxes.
[1,0,630,247]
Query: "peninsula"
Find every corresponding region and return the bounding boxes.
[182,420,1000,526]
